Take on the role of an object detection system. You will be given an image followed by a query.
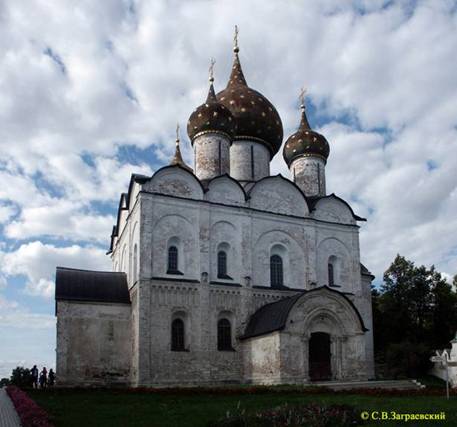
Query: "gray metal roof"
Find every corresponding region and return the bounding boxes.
[55,267,130,304]
[240,293,303,340]
[240,286,367,340]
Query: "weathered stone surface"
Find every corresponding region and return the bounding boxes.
[56,301,131,386]
[230,140,270,182]
[291,156,326,197]
[57,131,374,387]
[194,133,231,181]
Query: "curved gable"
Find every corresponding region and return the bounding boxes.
[249,175,309,216]
[311,194,364,224]
[206,174,246,206]
[144,165,204,200]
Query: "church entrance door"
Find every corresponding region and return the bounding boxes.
[309,332,332,381]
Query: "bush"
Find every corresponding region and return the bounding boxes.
[385,342,431,378]
[10,366,33,388]
[208,402,362,427]
[6,385,54,427]
[0,377,10,387]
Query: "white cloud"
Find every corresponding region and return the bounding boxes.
[0,275,7,291]
[0,0,455,278]
[1,242,111,298]
[0,203,17,224]
[0,295,55,329]
[5,200,115,243]
[0,0,457,371]
[0,295,55,378]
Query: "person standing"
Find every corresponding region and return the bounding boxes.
[48,369,55,387]
[31,365,38,389]
[39,367,47,389]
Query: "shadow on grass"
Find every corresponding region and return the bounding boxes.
[28,386,456,427]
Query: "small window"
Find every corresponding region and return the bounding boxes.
[328,262,334,286]
[171,318,185,351]
[167,246,179,273]
[217,251,228,278]
[217,319,233,351]
[270,255,283,288]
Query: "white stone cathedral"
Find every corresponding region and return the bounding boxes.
[55,35,375,387]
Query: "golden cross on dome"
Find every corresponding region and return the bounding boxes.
[233,25,239,53]
[209,58,215,83]
[299,86,307,108]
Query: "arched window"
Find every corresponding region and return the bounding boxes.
[217,251,228,278]
[328,262,334,286]
[167,246,178,273]
[270,254,283,288]
[171,318,185,351]
[217,319,232,351]
[133,244,138,283]
[328,255,337,287]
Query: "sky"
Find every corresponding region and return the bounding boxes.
[0,0,457,379]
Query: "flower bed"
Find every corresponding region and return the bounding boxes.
[208,402,362,427]
[113,384,457,397]
[6,385,54,427]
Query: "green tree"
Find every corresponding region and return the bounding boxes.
[10,366,33,388]
[429,268,457,348]
[374,255,457,377]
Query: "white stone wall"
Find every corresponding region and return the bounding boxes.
[230,140,270,182]
[111,192,141,289]
[133,168,367,294]
[194,133,231,180]
[56,301,131,386]
[291,156,326,197]
[242,333,281,384]
[103,165,375,386]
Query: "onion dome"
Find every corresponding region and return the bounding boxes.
[187,61,236,143]
[216,28,283,158]
[171,125,193,172]
[283,93,330,167]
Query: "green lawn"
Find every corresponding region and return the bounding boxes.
[29,387,456,427]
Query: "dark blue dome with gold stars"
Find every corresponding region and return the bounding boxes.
[216,47,283,158]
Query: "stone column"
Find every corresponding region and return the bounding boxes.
[291,156,326,197]
[194,133,231,181]
[230,140,270,183]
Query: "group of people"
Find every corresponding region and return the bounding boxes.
[30,365,55,388]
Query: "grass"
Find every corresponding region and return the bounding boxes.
[27,385,457,427]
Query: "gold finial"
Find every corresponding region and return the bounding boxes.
[175,123,180,146]
[209,58,215,83]
[233,25,239,53]
[299,86,307,109]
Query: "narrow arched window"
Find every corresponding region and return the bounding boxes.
[328,262,334,286]
[270,255,283,288]
[171,318,185,351]
[167,246,178,273]
[133,244,138,283]
[217,251,228,278]
[217,319,232,351]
